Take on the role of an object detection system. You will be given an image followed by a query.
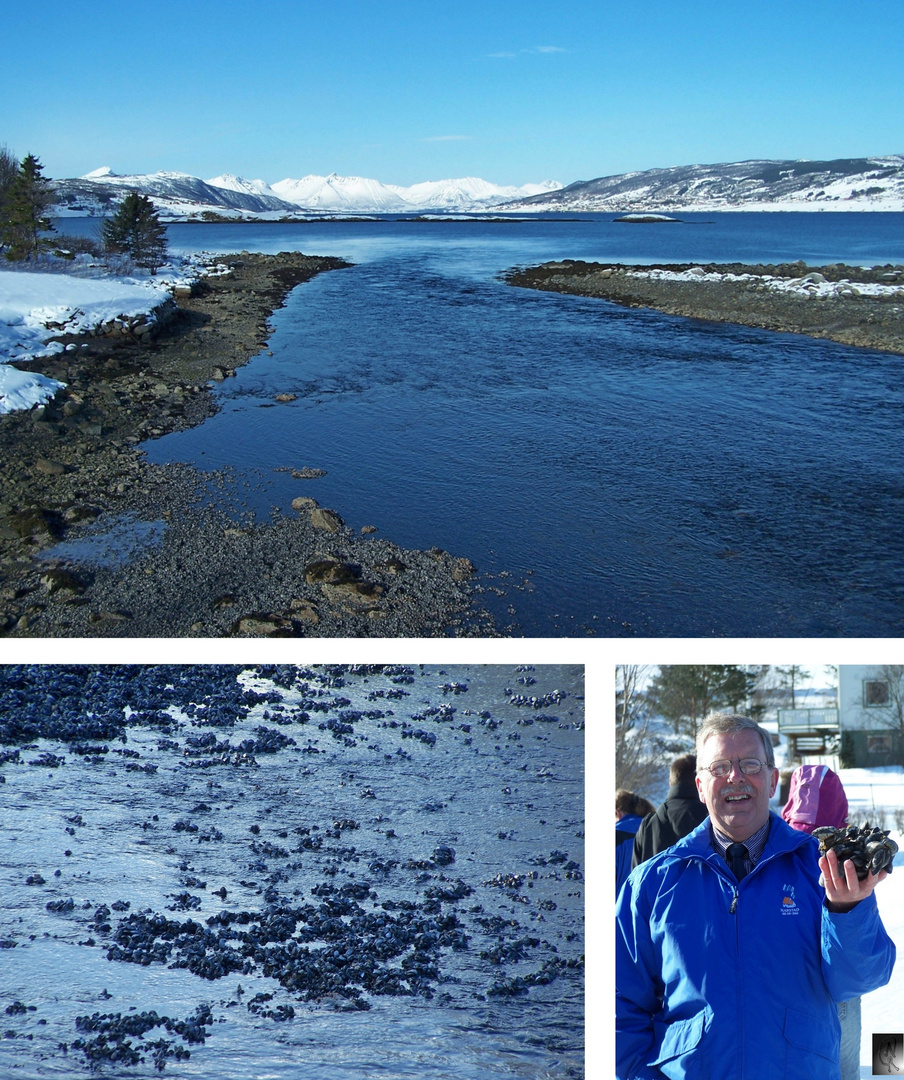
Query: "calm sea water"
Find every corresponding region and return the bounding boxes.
[64,213,904,636]
[0,663,584,1080]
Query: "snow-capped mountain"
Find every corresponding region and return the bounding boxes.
[52,167,564,217]
[269,174,411,213]
[53,168,298,217]
[205,174,280,198]
[399,176,561,210]
[264,173,562,213]
[499,156,904,212]
[51,157,904,218]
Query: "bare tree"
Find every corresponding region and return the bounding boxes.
[742,665,774,717]
[0,144,18,210]
[861,665,904,737]
[615,664,662,793]
[774,665,811,709]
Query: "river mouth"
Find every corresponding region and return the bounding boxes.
[10,213,904,638]
[0,663,585,1080]
[147,227,904,637]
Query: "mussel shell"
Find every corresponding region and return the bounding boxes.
[869,846,893,875]
[812,824,897,876]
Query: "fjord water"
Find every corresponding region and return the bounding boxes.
[144,213,904,636]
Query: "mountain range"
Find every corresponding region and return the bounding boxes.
[50,156,904,218]
[503,155,904,213]
[52,168,562,217]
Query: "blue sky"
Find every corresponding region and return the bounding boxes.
[3,0,902,186]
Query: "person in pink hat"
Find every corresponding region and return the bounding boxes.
[782,763,858,1080]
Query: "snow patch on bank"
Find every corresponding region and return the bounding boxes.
[627,266,904,300]
[0,256,222,414]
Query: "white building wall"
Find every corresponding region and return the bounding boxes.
[838,665,894,731]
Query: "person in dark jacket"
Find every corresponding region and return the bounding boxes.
[616,712,895,1080]
[632,754,709,868]
[616,790,655,897]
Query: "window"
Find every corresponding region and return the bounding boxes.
[864,680,890,707]
[867,735,892,755]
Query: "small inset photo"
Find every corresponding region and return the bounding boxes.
[873,1033,903,1075]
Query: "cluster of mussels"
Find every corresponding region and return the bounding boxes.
[1,663,584,1074]
[813,823,898,879]
[66,1006,212,1071]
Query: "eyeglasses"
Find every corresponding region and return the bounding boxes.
[701,758,770,778]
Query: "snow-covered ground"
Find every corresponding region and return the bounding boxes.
[836,766,904,1076]
[627,266,904,300]
[0,256,218,414]
[690,197,904,213]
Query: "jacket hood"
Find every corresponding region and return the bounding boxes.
[781,764,849,833]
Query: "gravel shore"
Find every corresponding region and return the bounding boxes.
[0,253,490,637]
[505,260,904,354]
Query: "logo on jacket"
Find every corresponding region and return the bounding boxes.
[780,884,799,915]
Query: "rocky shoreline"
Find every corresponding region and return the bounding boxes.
[505,260,904,354]
[0,253,490,637]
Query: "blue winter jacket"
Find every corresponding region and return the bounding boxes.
[616,814,645,898]
[615,812,895,1080]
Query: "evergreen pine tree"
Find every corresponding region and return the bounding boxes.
[101,191,168,273]
[647,665,758,742]
[1,153,55,260]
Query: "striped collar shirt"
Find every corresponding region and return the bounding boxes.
[711,818,771,878]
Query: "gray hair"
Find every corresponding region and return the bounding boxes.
[696,712,774,770]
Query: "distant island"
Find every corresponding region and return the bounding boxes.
[614,213,682,223]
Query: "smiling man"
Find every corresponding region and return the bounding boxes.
[615,712,895,1080]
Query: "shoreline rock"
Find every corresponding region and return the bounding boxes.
[0,252,491,638]
[505,259,904,354]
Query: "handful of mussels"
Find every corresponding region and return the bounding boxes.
[813,823,898,879]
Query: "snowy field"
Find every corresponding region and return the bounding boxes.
[835,766,904,1075]
[0,257,215,414]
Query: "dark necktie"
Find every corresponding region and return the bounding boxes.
[726,842,749,881]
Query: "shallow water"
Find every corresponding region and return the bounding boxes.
[57,214,904,635]
[0,664,584,1079]
[41,514,166,569]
